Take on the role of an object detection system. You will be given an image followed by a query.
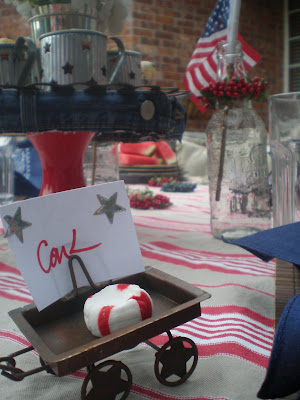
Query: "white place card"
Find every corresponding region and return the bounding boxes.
[0,181,145,310]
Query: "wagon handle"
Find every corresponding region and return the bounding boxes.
[68,254,98,297]
[0,346,49,381]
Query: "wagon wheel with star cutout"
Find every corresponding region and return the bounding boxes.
[81,360,132,400]
[154,336,198,387]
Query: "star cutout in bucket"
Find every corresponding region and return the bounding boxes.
[62,62,74,75]
[1,51,9,61]
[4,206,32,243]
[81,40,91,50]
[94,192,126,224]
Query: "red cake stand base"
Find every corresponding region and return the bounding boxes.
[27,131,95,196]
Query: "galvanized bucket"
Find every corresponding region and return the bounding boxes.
[39,29,125,87]
[107,50,142,86]
[0,37,38,86]
[28,4,98,44]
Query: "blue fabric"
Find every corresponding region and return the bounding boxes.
[0,88,186,142]
[223,227,300,398]
[257,294,300,399]
[223,222,300,267]
[14,139,41,197]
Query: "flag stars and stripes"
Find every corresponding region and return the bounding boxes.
[183,0,261,110]
[202,0,229,37]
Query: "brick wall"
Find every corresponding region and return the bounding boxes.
[0,0,283,132]
[0,1,30,38]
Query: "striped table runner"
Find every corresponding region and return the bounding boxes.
[0,184,275,400]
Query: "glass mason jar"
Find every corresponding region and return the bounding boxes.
[206,41,271,240]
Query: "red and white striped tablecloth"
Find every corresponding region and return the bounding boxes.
[0,184,275,400]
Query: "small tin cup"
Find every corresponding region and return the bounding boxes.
[107,50,142,86]
[0,37,37,86]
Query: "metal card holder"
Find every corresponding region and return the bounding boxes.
[0,255,211,399]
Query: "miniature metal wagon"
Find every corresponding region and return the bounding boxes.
[0,255,211,399]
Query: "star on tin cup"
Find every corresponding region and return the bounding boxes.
[44,43,51,53]
[94,192,126,224]
[4,206,32,243]
[128,71,136,80]
[101,65,107,77]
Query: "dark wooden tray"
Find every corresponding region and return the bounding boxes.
[9,266,210,377]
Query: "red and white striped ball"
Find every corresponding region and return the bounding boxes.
[84,283,153,337]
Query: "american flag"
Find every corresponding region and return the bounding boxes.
[183,0,261,108]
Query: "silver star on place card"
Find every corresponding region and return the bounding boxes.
[94,192,126,224]
[4,206,32,243]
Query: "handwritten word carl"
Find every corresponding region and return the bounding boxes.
[37,229,101,274]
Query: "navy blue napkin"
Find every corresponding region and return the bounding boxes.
[222,222,300,267]
[223,226,300,398]
[257,294,300,399]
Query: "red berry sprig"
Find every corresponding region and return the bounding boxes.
[148,176,178,187]
[127,188,172,209]
[198,76,268,112]
[129,193,152,209]
[152,194,172,209]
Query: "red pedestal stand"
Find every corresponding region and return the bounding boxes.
[27,131,95,196]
